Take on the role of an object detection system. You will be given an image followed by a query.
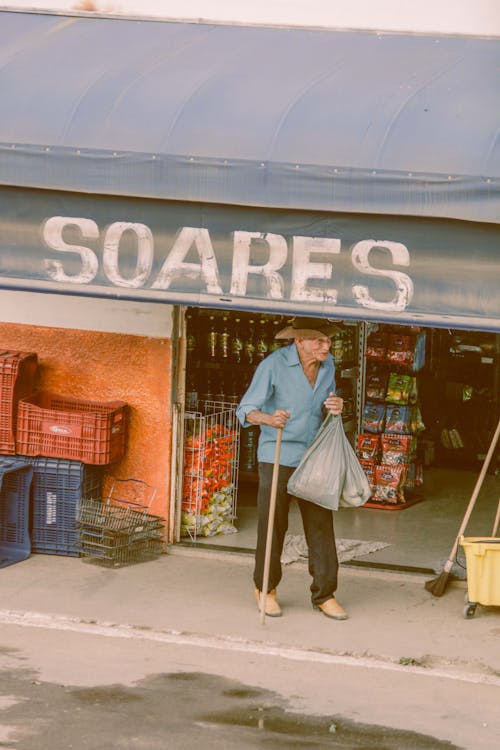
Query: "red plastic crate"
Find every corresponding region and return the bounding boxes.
[16,392,128,465]
[0,351,38,454]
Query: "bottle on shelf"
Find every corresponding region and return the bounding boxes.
[186,311,198,361]
[206,315,218,359]
[185,372,199,411]
[231,317,244,364]
[267,317,281,352]
[219,315,231,360]
[226,376,241,406]
[343,326,355,365]
[215,374,226,403]
[332,330,344,366]
[200,374,215,404]
[255,317,269,361]
[244,319,256,365]
[240,425,259,473]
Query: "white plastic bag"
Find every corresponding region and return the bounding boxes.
[340,432,372,508]
[287,414,371,510]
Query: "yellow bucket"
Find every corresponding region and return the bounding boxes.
[460,536,500,606]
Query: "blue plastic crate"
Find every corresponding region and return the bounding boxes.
[19,457,102,557]
[0,456,33,568]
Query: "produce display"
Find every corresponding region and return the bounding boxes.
[181,418,239,538]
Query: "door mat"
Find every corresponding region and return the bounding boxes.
[281,533,390,565]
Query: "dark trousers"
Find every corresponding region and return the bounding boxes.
[253,462,339,606]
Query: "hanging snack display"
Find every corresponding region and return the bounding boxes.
[358,325,426,508]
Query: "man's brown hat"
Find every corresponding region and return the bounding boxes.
[274,316,343,340]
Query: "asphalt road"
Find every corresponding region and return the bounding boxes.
[2,658,457,749]
[0,615,496,749]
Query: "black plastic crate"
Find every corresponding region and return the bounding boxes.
[19,457,102,557]
[0,456,33,568]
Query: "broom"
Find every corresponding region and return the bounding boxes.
[492,497,500,537]
[425,415,500,597]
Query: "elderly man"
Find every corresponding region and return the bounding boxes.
[236,316,347,620]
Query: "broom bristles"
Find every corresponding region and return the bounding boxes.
[425,570,451,597]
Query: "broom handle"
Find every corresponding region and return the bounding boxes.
[260,427,283,625]
[492,498,500,537]
[443,415,500,572]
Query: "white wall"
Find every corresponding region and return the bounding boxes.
[0,291,173,337]
[2,0,500,36]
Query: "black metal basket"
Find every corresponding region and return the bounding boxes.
[77,479,165,567]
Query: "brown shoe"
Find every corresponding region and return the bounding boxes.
[313,597,348,620]
[254,588,282,617]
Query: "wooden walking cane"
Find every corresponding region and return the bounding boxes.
[260,427,283,625]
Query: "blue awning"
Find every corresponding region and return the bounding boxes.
[0,10,499,224]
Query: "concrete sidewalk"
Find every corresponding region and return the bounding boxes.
[1,546,499,685]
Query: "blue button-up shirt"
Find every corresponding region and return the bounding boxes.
[236,343,336,467]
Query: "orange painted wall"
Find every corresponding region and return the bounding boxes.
[0,323,172,522]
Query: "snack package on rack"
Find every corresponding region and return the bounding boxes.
[366,373,388,402]
[386,331,426,372]
[408,376,419,405]
[410,405,426,434]
[356,433,381,462]
[385,405,412,434]
[381,433,413,465]
[373,464,407,504]
[385,373,412,404]
[362,403,386,433]
[359,459,376,495]
[386,334,415,368]
[366,332,388,360]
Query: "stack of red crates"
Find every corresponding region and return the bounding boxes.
[0,351,129,558]
[15,391,128,465]
[15,392,128,557]
[0,351,38,454]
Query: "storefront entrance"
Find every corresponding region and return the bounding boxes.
[177,306,499,574]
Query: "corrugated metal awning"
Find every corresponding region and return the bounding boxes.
[0,10,499,223]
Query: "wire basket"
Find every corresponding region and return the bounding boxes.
[181,402,240,541]
[78,478,165,567]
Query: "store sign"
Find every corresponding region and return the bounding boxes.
[42,217,414,313]
[0,186,499,330]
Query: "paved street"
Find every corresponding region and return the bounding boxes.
[0,549,499,748]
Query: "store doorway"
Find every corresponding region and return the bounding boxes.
[177,306,499,575]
